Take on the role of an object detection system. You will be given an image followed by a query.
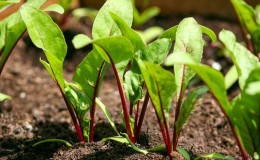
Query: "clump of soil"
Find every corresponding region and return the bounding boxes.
[0,14,244,159]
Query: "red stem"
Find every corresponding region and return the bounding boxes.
[58,84,85,142]
[89,61,105,142]
[133,101,139,139]
[151,100,171,157]
[173,65,185,151]
[134,92,150,141]
[129,102,134,116]
[111,63,134,142]
[212,94,248,160]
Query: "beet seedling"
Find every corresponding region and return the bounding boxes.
[165,29,260,160]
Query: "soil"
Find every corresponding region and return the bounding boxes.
[0,14,247,160]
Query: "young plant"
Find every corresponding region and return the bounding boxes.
[0,0,88,142]
[230,0,260,55]
[137,18,217,156]
[165,29,260,160]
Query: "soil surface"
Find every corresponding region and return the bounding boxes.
[0,14,247,160]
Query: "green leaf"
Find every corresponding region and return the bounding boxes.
[43,4,64,14]
[110,12,145,52]
[20,4,67,90]
[0,21,26,71]
[138,60,176,122]
[231,0,260,54]
[219,29,260,89]
[72,34,92,49]
[201,26,217,43]
[137,26,164,44]
[177,146,190,160]
[194,153,234,160]
[142,38,171,64]
[73,48,108,110]
[0,0,46,72]
[175,86,208,135]
[0,92,11,102]
[158,25,178,41]
[92,0,133,39]
[165,53,232,115]
[224,65,238,90]
[72,8,98,22]
[103,134,148,155]
[32,138,73,148]
[233,68,260,157]
[133,6,160,27]
[123,63,143,103]
[173,17,204,99]
[93,36,134,81]
[95,98,119,135]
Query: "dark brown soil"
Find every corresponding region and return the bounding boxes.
[0,14,245,159]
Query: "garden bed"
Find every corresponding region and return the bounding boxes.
[0,13,245,160]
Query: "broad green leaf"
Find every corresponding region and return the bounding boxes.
[93,36,134,81]
[219,29,260,89]
[175,86,208,135]
[20,5,67,90]
[225,65,238,90]
[73,48,108,108]
[177,147,190,160]
[0,0,19,10]
[194,153,234,160]
[43,4,64,14]
[0,92,11,102]
[137,26,164,44]
[142,38,171,64]
[96,98,119,135]
[110,12,145,52]
[173,17,204,99]
[138,60,176,122]
[92,0,133,39]
[165,53,232,115]
[233,68,260,157]
[158,25,178,41]
[201,26,217,43]
[72,34,92,49]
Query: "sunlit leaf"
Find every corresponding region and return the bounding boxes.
[92,0,133,39]
[173,17,204,99]
[219,29,260,89]
[20,4,67,90]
